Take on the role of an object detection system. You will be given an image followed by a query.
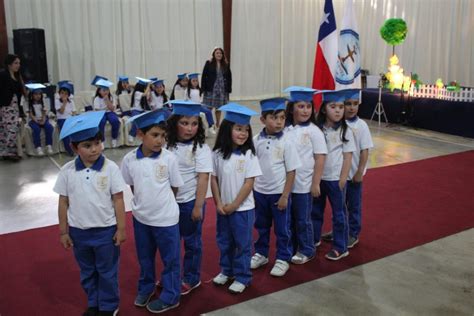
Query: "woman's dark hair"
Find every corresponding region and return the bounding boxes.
[213,119,255,160]
[285,100,317,126]
[28,90,45,114]
[315,102,349,142]
[130,82,146,108]
[209,47,229,70]
[4,54,23,83]
[153,84,168,104]
[166,114,205,153]
[186,79,202,99]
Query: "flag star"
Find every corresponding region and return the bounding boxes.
[321,12,330,25]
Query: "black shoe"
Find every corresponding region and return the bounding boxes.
[321,231,333,242]
[98,309,119,316]
[83,307,99,316]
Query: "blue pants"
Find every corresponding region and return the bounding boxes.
[69,226,120,311]
[254,191,293,261]
[346,180,363,238]
[133,217,180,305]
[29,119,53,148]
[179,200,205,286]
[129,110,144,137]
[56,119,73,155]
[216,209,254,285]
[99,112,120,140]
[200,106,215,127]
[312,180,349,253]
[290,193,315,258]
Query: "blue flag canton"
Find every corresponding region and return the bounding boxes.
[318,0,337,42]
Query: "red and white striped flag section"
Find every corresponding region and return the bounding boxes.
[312,0,338,110]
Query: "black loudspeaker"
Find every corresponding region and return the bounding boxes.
[13,28,48,83]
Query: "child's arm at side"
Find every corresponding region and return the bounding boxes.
[192,172,209,221]
[58,195,73,249]
[339,152,353,189]
[311,154,326,197]
[276,170,295,211]
[211,175,225,215]
[223,177,255,215]
[353,149,369,183]
[112,191,126,246]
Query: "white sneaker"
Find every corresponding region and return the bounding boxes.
[36,147,44,156]
[291,252,314,265]
[250,253,269,269]
[270,259,290,277]
[112,139,118,148]
[128,135,134,143]
[46,145,53,155]
[228,280,246,294]
[212,273,230,285]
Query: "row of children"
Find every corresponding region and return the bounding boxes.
[23,72,215,156]
[53,86,372,315]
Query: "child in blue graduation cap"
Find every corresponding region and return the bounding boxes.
[166,100,213,295]
[128,77,152,143]
[53,111,127,316]
[148,79,169,111]
[120,110,183,313]
[93,78,121,148]
[283,86,328,265]
[115,75,132,97]
[25,83,54,156]
[312,90,356,261]
[321,89,373,249]
[170,73,188,101]
[184,73,216,134]
[251,97,301,277]
[211,103,262,294]
[55,82,76,156]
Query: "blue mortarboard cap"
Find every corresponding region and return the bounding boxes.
[135,77,152,86]
[58,82,73,93]
[283,86,317,102]
[317,89,361,103]
[188,73,199,79]
[152,79,164,86]
[177,73,187,80]
[91,75,108,86]
[60,111,105,142]
[25,83,46,93]
[95,79,114,89]
[259,97,287,113]
[149,77,158,82]
[118,75,129,82]
[220,103,258,125]
[126,110,166,130]
[166,100,201,117]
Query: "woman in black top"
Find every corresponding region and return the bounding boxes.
[0,54,25,161]
[201,47,232,128]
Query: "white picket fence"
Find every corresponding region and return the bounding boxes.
[409,85,474,102]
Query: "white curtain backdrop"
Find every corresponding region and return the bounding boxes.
[5,0,223,92]
[232,0,474,99]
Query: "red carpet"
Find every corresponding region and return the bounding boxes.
[1,151,474,315]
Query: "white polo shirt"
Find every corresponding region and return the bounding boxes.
[121,147,184,227]
[131,91,144,111]
[55,99,76,120]
[149,93,164,110]
[173,85,186,100]
[212,149,262,212]
[285,123,328,194]
[185,89,202,104]
[347,117,374,179]
[168,142,213,203]
[53,155,126,229]
[321,124,356,181]
[93,96,116,112]
[253,129,301,194]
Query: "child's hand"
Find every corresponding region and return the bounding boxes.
[60,234,73,249]
[113,228,126,246]
[223,203,237,215]
[275,195,288,211]
[216,203,226,216]
[338,179,347,190]
[352,171,363,183]
[311,183,321,198]
[191,206,203,221]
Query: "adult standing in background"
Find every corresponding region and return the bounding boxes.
[201,47,232,129]
[0,54,25,161]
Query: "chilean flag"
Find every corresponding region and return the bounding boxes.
[312,0,338,110]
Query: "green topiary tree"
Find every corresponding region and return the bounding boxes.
[380,18,408,55]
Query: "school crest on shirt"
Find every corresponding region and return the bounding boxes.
[300,132,311,145]
[235,159,246,173]
[273,146,284,161]
[96,175,108,191]
[155,164,168,181]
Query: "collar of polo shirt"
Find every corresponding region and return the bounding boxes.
[136,145,161,159]
[75,155,105,171]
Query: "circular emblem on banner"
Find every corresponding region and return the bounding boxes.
[335,29,361,85]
